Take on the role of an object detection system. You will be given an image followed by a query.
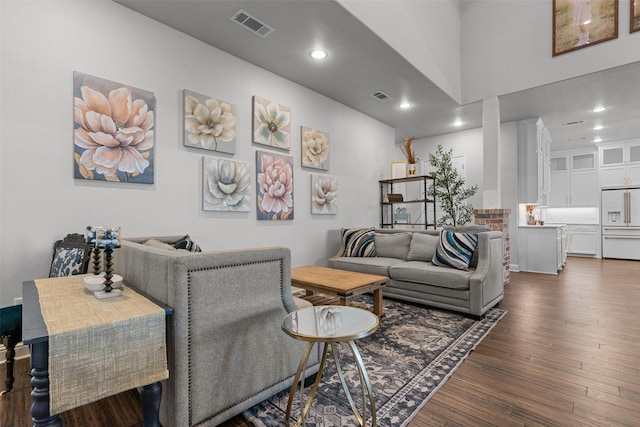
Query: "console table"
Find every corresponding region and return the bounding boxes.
[22,276,172,427]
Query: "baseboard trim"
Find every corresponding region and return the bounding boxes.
[0,343,30,363]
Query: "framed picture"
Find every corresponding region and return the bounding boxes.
[252,96,291,150]
[301,126,330,170]
[184,90,237,154]
[391,161,407,179]
[552,0,618,56]
[311,174,337,215]
[73,71,155,184]
[632,0,640,32]
[202,157,250,212]
[256,150,294,220]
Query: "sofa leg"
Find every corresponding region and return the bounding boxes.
[304,373,318,388]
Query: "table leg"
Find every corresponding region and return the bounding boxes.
[29,341,63,427]
[286,342,328,427]
[339,296,348,307]
[1,336,16,396]
[372,288,383,317]
[140,381,162,427]
[333,341,376,427]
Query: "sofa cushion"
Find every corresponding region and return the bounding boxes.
[406,233,439,262]
[389,261,472,290]
[330,256,403,277]
[432,230,478,271]
[173,234,202,252]
[144,239,178,251]
[374,232,411,260]
[340,227,376,257]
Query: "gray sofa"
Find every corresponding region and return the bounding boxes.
[114,235,319,427]
[329,228,504,317]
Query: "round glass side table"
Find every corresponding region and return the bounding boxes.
[282,305,380,426]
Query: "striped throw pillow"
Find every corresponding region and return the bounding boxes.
[340,227,376,257]
[432,230,478,271]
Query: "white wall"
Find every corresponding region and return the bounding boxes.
[338,0,462,103]
[0,1,394,306]
[461,0,640,104]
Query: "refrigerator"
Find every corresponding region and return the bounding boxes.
[601,188,640,260]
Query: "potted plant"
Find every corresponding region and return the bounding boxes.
[427,144,478,227]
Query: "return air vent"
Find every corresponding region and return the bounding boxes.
[231,9,274,38]
[561,120,585,126]
[371,91,392,102]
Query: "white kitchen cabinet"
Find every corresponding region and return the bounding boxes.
[549,150,598,207]
[567,224,599,257]
[518,225,566,274]
[518,118,550,204]
[599,142,640,188]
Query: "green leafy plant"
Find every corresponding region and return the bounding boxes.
[427,144,478,227]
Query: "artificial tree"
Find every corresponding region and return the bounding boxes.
[427,144,478,227]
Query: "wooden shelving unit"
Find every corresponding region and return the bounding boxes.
[379,175,437,229]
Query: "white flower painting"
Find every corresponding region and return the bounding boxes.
[311,174,337,215]
[252,96,291,150]
[301,126,330,170]
[184,90,237,154]
[203,157,250,212]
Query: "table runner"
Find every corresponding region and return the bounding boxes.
[35,275,169,414]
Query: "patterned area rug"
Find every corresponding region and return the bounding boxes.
[243,297,506,426]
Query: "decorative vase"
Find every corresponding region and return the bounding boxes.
[408,163,417,176]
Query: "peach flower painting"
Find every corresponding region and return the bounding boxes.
[301,126,330,170]
[256,150,294,220]
[184,89,236,154]
[73,71,155,184]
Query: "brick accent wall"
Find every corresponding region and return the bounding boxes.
[474,208,511,285]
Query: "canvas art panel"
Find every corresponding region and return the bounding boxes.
[203,157,250,212]
[252,96,291,150]
[73,71,155,184]
[256,150,294,220]
[301,126,330,170]
[311,174,337,215]
[632,0,640,32]
[184,90,237,154]
[552,0,618,56]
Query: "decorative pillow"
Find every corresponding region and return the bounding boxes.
[49,247,85,277]
[340,227,376,257]
[407,233,439,262]
[432,230,478,271]
[173,235,202,252]
[144,239,177,251]
[374,233,411,260]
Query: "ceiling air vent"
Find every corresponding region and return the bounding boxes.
[231,9,274,38]
[371,91,392,102]
[562,120,585,126]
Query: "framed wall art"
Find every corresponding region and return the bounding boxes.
[632,0,640,32]
[552,0,618,56]
[311,174,337,215]
[256,150,294,220]
[203,157,250,212]
[301,126,330,170]
[73,71,155,184]
[252,96,291,150]
[184,90,237,154]
[391,161,407,179]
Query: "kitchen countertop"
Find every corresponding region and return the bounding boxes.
[519,224,567,228]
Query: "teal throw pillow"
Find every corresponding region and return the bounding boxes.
[432,230,478,271]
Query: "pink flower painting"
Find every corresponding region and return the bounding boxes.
[256,150,294,220]
[73,71,155,184]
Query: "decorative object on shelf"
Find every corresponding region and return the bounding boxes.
[400,137,418,175]
[526,204,537,225]
[184,89,237,154]
[86,225,103,275]
[391,161,407,179]
[427,144,478,227]
[86,226,123,299]
[311,174,337,215]
[301,126,330,170]
[552,0,618,56]
[73,71,155,184]
[252,95,291,150]
[387,193,404,203]
[203,157,251,212]
[256,150,294,220]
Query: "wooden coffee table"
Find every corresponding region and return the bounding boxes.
[291,266,387,316]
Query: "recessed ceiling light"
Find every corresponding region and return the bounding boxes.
[453,119,463,127]
[594,137,602,142]
[399,102,411,109]
[593,106,606,113]
[593,125,604,130]
[309,49,328,60]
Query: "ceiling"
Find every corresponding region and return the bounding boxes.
[115,0,640,153]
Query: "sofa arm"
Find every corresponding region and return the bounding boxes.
[469,231,504,314]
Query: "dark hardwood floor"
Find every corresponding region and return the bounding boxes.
[2,257,639,426]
